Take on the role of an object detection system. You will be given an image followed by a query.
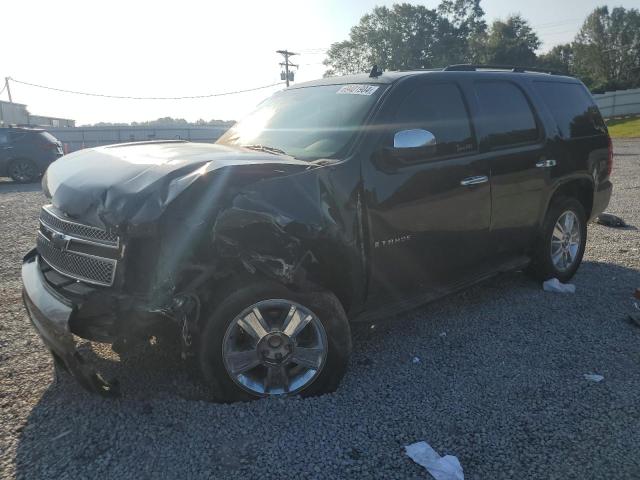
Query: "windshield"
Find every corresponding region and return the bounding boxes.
[216,84,385,160]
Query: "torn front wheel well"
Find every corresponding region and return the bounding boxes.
[198,268,353,330]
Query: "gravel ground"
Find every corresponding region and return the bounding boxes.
[1,140,639,479]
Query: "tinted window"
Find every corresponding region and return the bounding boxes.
[534,81,606,138]
[474,81,538,148]
[9,131,27,143]
[0,132,8,144]
[394,83,475,157]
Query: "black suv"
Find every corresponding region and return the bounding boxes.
[0,127,63,182]
[21,66,612,401]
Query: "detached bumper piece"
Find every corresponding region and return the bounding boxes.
[21,249,119,397]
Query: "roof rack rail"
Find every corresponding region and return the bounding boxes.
[443,64,569,76]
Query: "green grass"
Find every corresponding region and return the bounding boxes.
[607,117,640,138]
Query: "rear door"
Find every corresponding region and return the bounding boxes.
[364,80,491,308]
[471,80,549,257]
[532,80,610,213]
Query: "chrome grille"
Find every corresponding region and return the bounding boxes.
[40,205,118,247]
[37,233,117,287]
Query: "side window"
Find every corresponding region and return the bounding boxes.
[474,81,538,148]
[394,83,476,158]
[534,81,606,138]
[0,132,8,144]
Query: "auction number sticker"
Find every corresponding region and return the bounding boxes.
[337,84,379,95]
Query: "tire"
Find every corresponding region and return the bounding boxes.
[198,280,352,402]
[8,158,39,183]
[527,196,587,282]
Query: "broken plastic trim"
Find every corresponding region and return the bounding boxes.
[21,250,120,397]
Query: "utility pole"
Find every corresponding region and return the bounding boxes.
[276,50,298,87]
[4,77,12,103]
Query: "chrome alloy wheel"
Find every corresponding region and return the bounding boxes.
[222,299,328,396]
[550,210,581,272]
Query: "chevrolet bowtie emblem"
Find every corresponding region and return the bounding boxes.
[50,232,71,251]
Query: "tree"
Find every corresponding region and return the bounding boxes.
[324,40,372,76]
[437,0,487,63]
[82,117,235,128]
[477,15,540,66]
[323,2,640,92]
[323,1,486,76]
[572,6,640,91]
[537,43,573,74]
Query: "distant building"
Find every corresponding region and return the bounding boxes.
[27,115,75,128]
[0,100,75,128]
[0,101,29,126]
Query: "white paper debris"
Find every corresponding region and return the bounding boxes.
[412,356,421,364]
[584,373,604,382]
[543,278,576,293]
[405,441,464,480]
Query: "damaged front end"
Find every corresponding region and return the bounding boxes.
[22,249,119,395]
[22,141,362,396]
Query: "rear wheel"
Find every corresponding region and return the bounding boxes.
[528,196,587,282]
[199,281,351,402]
[8,158,38,183]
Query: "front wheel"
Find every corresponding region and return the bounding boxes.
[527,196,587,282]
[199,281,351,402]
[8,158,39,183]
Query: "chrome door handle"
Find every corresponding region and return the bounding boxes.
[536,159,556,168]
[460,175,488,186]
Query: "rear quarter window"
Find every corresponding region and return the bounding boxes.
[534,81,606,138]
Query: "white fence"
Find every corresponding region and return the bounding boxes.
[593,88,640,118]
[47,126,229,153]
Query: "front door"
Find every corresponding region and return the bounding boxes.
[363,81,491,310]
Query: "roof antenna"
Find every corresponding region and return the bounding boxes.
[369,65,383,78]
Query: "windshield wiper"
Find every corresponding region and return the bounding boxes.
[241,144,289,156]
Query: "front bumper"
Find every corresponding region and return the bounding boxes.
[21,249,119,396]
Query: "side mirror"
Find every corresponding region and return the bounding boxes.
[393,129,437,149]
[385,129,437,164]
[372,129,439,172]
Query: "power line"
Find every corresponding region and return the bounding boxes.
[542,29,580,37]
[6,77,285,100]
[297,47,329,53]
[532,18,581,29]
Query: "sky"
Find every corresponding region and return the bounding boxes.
[1,0,637,125]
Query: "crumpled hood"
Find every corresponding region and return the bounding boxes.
[43,141,312,231]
